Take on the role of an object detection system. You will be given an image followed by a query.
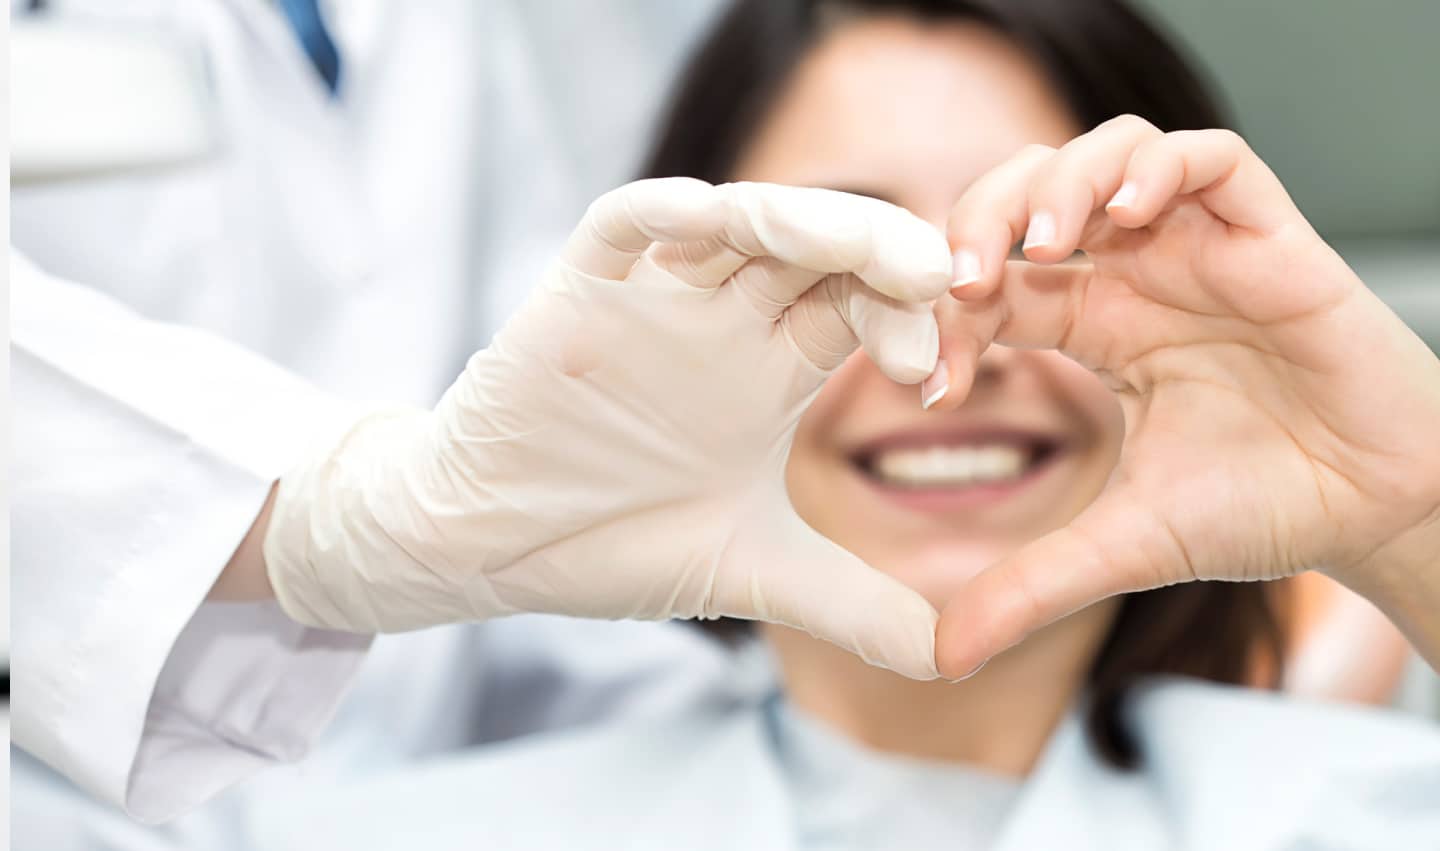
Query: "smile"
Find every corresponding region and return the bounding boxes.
[848,431,1065,509]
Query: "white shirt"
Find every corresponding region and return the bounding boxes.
[773,698,1021,850]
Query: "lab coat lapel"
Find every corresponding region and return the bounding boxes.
[214,0,341,84]
[616,704,799,850]
[211,0,381,292]
[250,701,797,850]
[988,713,1167,850]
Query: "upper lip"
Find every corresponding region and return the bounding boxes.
[847,424,1066,467]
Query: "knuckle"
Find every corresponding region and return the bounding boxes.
[583,207,624,253]
[1175,127,1245,155]
[949,220,1005,255]
[1107,112,1160,135]
[946,191,990,228]
[1131,133,1173,166]
[1208,127,1244,144]
[583,190,614,222]
[1027,156,1074,203]
[1019,142,1059,161]
[1211,127,1248,154]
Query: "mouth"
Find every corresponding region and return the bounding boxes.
[848,430,1065,509]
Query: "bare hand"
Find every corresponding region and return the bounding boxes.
[930,116,1440,678]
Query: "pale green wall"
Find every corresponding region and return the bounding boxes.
[1134,0,1440,240]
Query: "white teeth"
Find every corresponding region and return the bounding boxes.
[871,444,1028,487]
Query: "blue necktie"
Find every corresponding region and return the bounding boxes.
[278,0,342,96]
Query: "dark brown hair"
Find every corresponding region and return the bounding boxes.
[637,0,1286,769]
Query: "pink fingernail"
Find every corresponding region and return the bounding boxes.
[1107,182,1139,209]
[1023,210,1056,250]
[921,359,949,410]
[951,249,981,288]
[946,659,988,683]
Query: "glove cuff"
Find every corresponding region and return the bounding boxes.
[263,407,443,632]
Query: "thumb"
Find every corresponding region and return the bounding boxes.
[935,488,1174,679]
[782,272,940,385]
[712,484,940,680]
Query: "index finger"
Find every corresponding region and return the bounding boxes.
[720,182,954,303]
[562,178,730,279]
[925,261,1096,412]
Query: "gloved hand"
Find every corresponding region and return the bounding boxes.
[265,178,954,679]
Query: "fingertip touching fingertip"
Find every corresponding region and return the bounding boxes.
[935,652,987,682]
[899,227,962,301]
[945,659,987,683]
[921,358,949,409]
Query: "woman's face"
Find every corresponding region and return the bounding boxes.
[733,16,1126,610]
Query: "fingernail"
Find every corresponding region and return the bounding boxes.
[1023,210,1055,250]
[946,659,988,683]
[1107,181,1139,209]
[921,359,949,410]
[951,249,981,288]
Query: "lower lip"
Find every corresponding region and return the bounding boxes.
[854,452,1062,513]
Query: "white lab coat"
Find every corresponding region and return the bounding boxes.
[15,618,1440,850]
[11,618,739,849]
[10,0,721,821]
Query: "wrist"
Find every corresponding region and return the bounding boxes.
[210,481,280,601]
[1337,503,1440,597]
[1327,504,1440,670]
[263,407,450,632]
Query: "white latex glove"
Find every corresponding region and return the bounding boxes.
[265,178,952,678]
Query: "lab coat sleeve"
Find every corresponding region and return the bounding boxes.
[10,249,375,823]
